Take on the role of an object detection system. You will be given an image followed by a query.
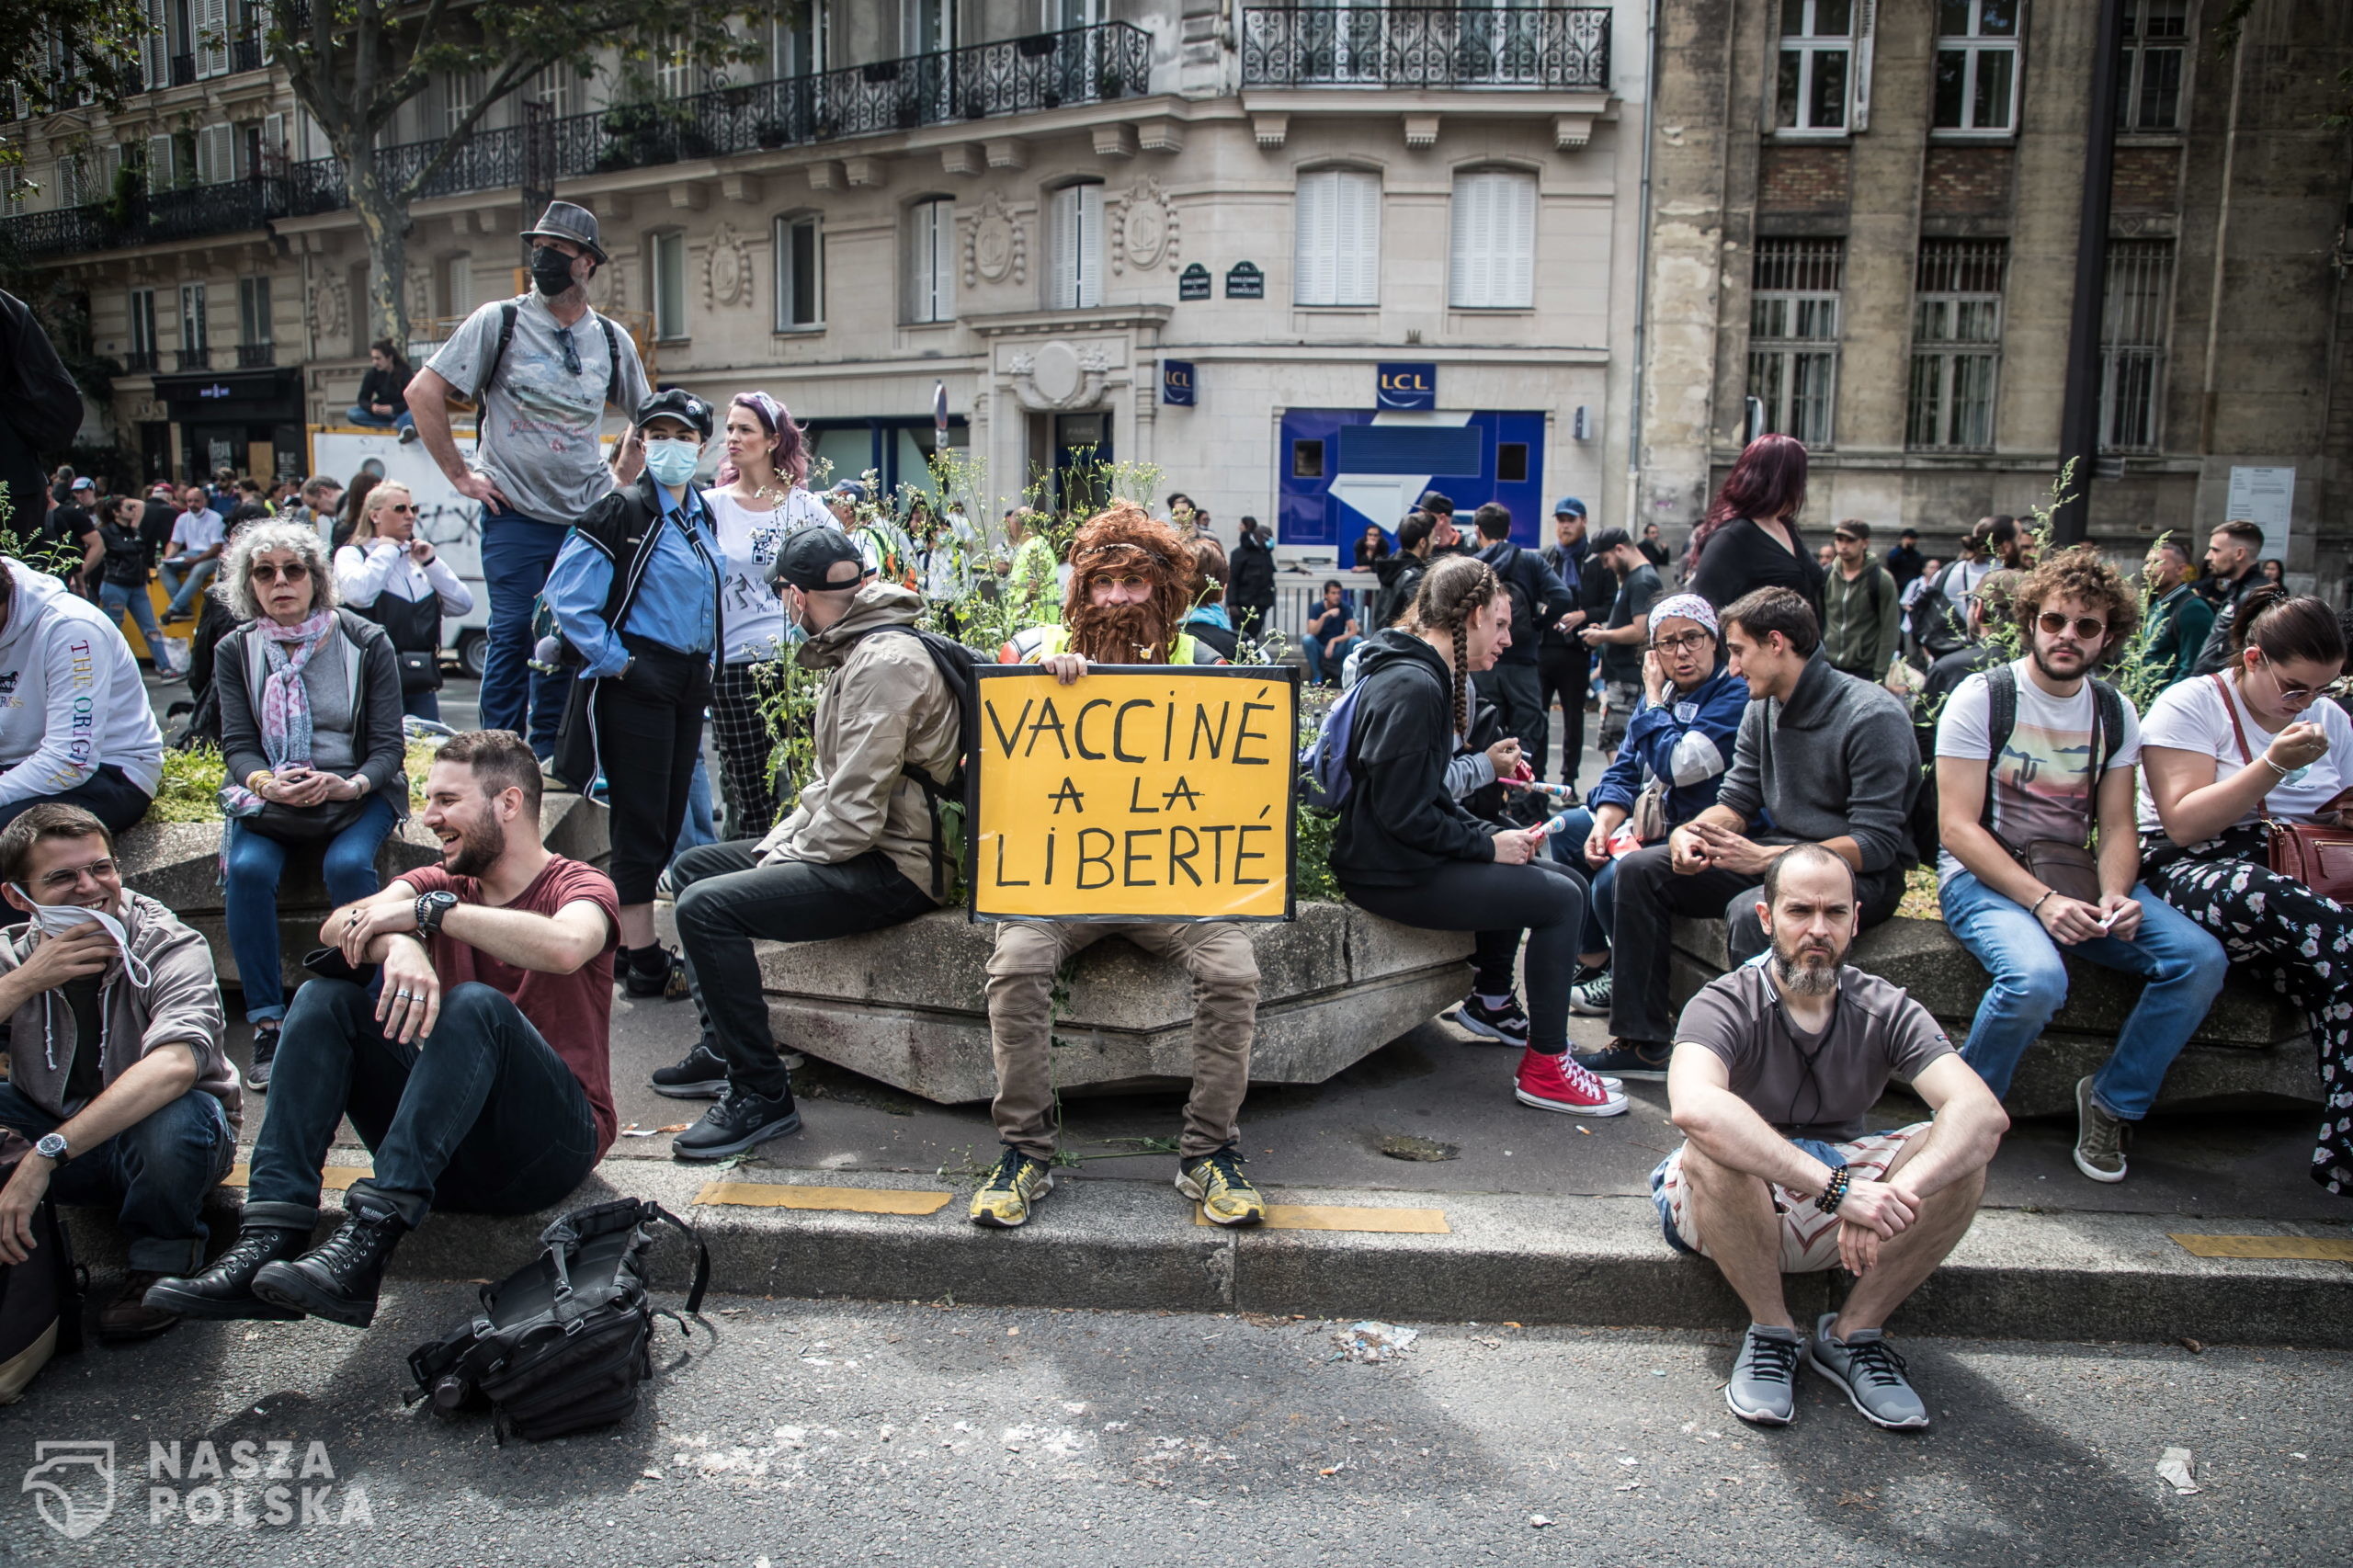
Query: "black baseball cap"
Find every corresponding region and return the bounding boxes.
[634,388,712,440]
[1588,527,1632,553]
[770,528,867,593]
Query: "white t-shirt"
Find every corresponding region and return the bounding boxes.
[2136,672,2353,836]
[169,508,223,555]
[1934,659,2141,886]
[703,485,835,664]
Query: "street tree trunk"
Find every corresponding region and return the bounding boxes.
[346,153,409,349]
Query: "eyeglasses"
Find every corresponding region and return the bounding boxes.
[1651,631,1712,654]
[251,562,310,584]
[2037,612,2107,641]
[37,858,118,892]
[1096,574,1151,592]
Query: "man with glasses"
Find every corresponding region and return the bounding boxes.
[408,201,653,761]
[0,804,237,1339]
[1934,549,2225,1183]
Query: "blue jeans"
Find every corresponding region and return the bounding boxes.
[223,794,400,1021]
[1303,633,1362,685]
[671,750,717,860]
[1939,868,2228,1119]
[478,508,567,758]
[99,580,176,673]
[157,555,220,617]
[404,687,441,722]
[0,1084,232,1273]
[244,978,599,1232]
[347,403,416,433]
[1542,807,1616,955]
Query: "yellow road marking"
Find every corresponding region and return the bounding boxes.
[221,1163,371,1192]
[2168,1233,2353,1262]
[694,1182,954,1216]
[1195,1203,1450,1234]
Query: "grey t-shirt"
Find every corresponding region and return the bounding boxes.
[423,293,653,527]
[303,632,356,772]
[1673,960,1955,1141]
[1601,562,1662,683]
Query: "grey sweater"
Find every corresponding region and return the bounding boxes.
[1718,653,1918,874]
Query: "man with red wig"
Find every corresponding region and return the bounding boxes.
[977,504,1265,1229]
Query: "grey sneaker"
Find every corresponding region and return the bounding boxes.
[2073,1074,2128,1183]
[1808,1313,1930,1431]
[1569,970,1613,1017]
[1725,1323,1804,1426]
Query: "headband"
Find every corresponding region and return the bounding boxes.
[1647,593,1719,638]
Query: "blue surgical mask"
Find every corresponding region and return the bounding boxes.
[643,438,700,489]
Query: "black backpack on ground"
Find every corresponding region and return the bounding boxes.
[406,1199,709,1443]
[0,1131,85,1403]
[839,623,986,900]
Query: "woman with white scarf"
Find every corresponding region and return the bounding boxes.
[214,521,406,1091]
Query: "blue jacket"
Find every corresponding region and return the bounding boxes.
[1586,665,1747,827]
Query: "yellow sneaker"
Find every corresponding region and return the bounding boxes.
[968,1145,1054,1229]
[1176,1147,1266,1227]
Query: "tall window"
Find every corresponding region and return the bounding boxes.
[192,123,234,185]
[2118,0,2188,132]
[772,0,826,76]
[776,213,823,329]
[902,0,952,54]
[1933,0,2019,134]
[2100,239,2174,453]
[55,153,90,209]
[650,231,688,340]
[1907,240,2005,449]
[128,288,158,368]
[1046,181,1104,311]
[177,281,208,355]
[1449,169,1536,310]
[531,62,581,118]
[443,68,485,135]
[907,198,956,324]
[1294,167,1381,308]
[1746,237,1844,446]
[445,253,474,318]
[1049,0,1105,27]
[1776,0,1853,134]
[238,275,271,343]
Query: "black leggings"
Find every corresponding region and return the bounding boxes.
[1343,858,1589,1052]
[595,641,712,904]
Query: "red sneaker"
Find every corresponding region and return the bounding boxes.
[1516,1048,1629,1117]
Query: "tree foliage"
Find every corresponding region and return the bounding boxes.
[0,0,146,181]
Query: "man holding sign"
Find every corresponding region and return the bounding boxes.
[973,506,1269,1231]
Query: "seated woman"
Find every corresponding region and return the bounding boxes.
[2138,589,2353,1195]
[0,555,165,832]
[215,521,407,1091]
[333,481,473,722]
[1331,555,1623,1118]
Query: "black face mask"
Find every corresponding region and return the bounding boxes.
[529,245,578,298]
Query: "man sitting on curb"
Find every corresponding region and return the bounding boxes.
[145,730,620,1328]
[0,804,237,1338]
[1585,587,1918,1081]
[1654,845,2007,1430]
[974,503,1266,1230]
[654,529,962,1161]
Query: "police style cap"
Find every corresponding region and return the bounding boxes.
[771,528,867,593]
[633,389,712,441]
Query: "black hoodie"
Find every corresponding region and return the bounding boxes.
[1331,629,1497,889]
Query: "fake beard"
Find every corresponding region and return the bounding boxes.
[1065,598,1169,665]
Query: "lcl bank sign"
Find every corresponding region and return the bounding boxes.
[1376,363,1437,411]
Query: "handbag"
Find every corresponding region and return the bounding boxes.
[2213,672,2353,902]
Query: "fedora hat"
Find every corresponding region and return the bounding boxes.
[520,200,608,265]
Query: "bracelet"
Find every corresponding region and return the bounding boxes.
[2029,888,2054,915]
[1814,1165,1852,1215]
[246,769,273,794]
[2262,754,2293,779]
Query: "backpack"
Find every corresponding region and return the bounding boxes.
[1298,680,1367,812]
[841,623,986,900]
[1911,661,2127,869]
[0,1131,84,1404]
[406,1198,709,1444]
[1482,544,1539,646]
[1910,560,1971,661]
[469,300,625,415]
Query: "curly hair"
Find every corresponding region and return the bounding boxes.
[2012,545,2142,658]
[1412,555,1499,739]
[1061,501,1198,663]
[218,519,338,621]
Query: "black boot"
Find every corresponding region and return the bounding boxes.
[620,944,679,1000]
[251,1210,407,1328]
[142,1227,310,1321]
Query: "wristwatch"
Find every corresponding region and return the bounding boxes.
[32,1132,69,1165]
[414,890,460,940]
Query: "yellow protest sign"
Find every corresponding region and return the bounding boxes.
[970,665,1299,923]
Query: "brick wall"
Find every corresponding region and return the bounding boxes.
[1756,143,1850,212]
[1920,145,2013,217]
[2110,146,2179,212]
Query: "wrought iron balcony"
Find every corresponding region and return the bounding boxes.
[236,342,275,367]
[230,32,265,74]
[0,176,294,263]
[169,53,195,87]
[122,347,161,372]
[1241,6,1609,90]
[173,347,211,371]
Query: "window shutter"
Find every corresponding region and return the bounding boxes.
[196,124,234,184]
[1450,175,1487,308]
[196,0,230,77]
[147,134,174,188]
[1049,187,1077,308]
[1336,170,1379,306]
[1499,172,1536,308]
[262,111,285,173]
[1075,183,1102,308]
[930,200,956,320]
[141,0,166,88]
[1852,0,1877,131]
[1295,171,1335,305]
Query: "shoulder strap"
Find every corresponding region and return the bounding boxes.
[2090,677,2126,781]
[2211,671,2272,819]
[598,315,622,409]
[473,301,520,403]
[1979,664,2018,833]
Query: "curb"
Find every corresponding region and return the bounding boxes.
[84,1159,2353,1348]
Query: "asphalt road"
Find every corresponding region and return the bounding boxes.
[0,1290,2339,1566]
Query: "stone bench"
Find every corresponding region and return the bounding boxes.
[117,792,611,994]
[751,903,1475,1104]
[1668,915,2320,1118]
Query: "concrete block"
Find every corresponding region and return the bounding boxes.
[754,904,1474,1104]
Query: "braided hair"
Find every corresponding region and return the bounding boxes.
[1412,555,1499,740]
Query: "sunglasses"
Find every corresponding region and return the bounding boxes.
[2037,612,2107,641]
[251,562,311,584]
[381,502,417,514]
[2255,653,2322,702]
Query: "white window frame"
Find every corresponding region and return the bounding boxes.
[901,0,954,55]
[442,67,486,136]
[128,288,158,365]
[1449,168,1537,311]
[650,230,689,342]
[178,281,209,355]
[55,152,90,209]
[193,122,234,185]
[775,212,824,331]
[1776,0,1855,136]
[238,274,272,347]
[1048,0,1105,28]
[906,197,956,324]
[531,62,582,118]
[1745,237,1844,448]
[1932,0,2021,137]
[2118,0,2188,133]
[1045,180,1104,311]
[771,0,826,76]
[1906,239,2006,449]
[1294,167,1381,308]
[2099,239,2175,454]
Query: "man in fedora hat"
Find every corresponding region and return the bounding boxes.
[409,200,654,760]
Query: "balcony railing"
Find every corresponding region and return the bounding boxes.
[1241,6,1608,90]
[1,21,1147,261]
[230,33,265,74]
[169,53,195,87]
[122,347,160,372]
[173,347,210,371]
[236,342,275,367]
